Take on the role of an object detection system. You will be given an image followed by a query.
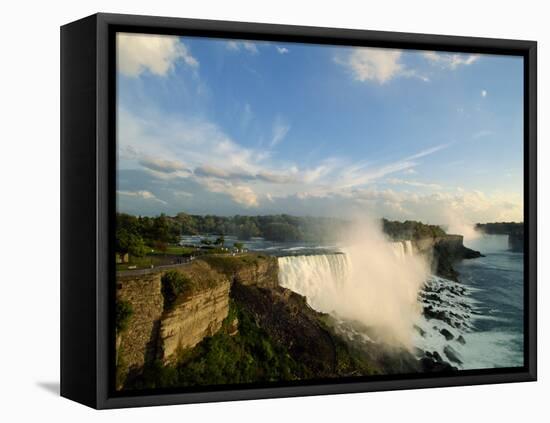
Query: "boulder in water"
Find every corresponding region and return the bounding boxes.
[413,324,426,337]
[440,328,454,341]
[443,345,462,365]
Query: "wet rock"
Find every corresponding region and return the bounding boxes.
[457,335,466,345]
[443,345,463,365]
[420,356,456,373]
[414,324,426,337]
[440,328,454,341]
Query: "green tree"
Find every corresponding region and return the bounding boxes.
[115,227,147,257]
[214,235,225,246]
[161,271,193,309]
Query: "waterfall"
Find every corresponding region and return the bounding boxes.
[390,240,414,259]
[277,237,428,346]
[278,254,351,313]
[278,243,415,312]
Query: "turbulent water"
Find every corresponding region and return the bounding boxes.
[278,254,351,312]
[277,236,524,371]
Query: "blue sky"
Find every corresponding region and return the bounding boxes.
[116,33,524,226]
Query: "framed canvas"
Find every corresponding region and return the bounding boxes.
[60,13,537,409]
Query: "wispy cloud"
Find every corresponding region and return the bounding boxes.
[473,129,493,139]
[403,143,450,161]
[117,190,167,205]
[386,178,443,190]
[119,108,451,212]
[422,51,480,69]
[139,156,188,173]
[276,46,289,54]
[270,116,291,147]
[117,33,198,77]
[226,40,259,54]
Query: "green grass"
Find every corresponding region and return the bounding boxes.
[148,245,197,256]
[116,245,236,271]
[200,254,267,277]
[116,255,168,271]
[161,271,196,308]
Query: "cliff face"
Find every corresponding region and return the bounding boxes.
[115,254,277,388]
[116,272,164,383]
[159,263,230,363]
[201,255,279,288]
[414,235,482,281]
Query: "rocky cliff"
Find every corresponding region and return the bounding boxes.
[200,254,279,288]
[158,261,230,364]
[116,259,233,388]
[414,235,482,281]
[116,271,164,384]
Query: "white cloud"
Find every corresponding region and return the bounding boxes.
[481,89,488,97]
[194,164,255,180]
[336,48,404,84]
[117,33,198,77]
[200,178,259,208]
[193,164,295,184]
[118,108,264,176]
[120,106,450,197]
[117,190,167,205]
[226,41,239,51]
[348,187,523,223]
[270,117,291,147]
[256,171,296,184]
[423,51,480,70]
[335,47,430,84]
[276,46,289,54]
[386,178,442,190]
[139,156,188,173]
[226,40,258,54]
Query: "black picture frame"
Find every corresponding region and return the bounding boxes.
[61,12,537,409]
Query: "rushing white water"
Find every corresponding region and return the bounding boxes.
[276,226,523,370]
[390,240,414,259]
[278,254,352,313]
[278,238,427,346]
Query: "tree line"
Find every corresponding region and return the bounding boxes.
[116,212,455,258]
[115,212,349,257]
[475,222,524,235]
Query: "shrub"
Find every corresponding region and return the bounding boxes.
[161,271,193,309]
[116,300,133,332]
